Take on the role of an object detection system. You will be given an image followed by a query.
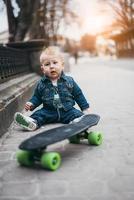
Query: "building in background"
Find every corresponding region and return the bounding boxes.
[97,26,134,58]
[110,27,134,58]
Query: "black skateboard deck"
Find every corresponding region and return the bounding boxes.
[19,114,100,151]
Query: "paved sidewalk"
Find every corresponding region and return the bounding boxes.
[0,57,134,200]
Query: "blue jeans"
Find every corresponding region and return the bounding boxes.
[30,107,83,127]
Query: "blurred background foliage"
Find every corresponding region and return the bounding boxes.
[0,0,133,58]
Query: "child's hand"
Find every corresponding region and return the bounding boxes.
[83,108,90,115]
[25,102,34,111]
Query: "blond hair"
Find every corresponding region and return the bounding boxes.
[40,46,64,64]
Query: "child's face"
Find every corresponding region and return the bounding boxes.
[41,56,64,80]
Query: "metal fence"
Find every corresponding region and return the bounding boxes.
[0,46,31,83]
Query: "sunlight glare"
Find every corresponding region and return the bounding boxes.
[83,15,109,34]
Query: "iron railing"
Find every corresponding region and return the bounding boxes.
[0,46,31,83]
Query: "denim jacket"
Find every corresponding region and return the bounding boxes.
[29,72,89,111]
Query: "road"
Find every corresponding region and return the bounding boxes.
[0,57,134,200]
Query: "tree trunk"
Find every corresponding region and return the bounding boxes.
[4,0,16,42]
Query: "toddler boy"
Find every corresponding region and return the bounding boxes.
[14,46,90,131]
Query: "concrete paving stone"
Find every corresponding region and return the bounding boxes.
[90,194,122,200]
[60,148,105,169]
[0,198,26,200]
[0,182,38,198]
[13,196,88,200]
[0,152,13,161]
[39,197,87,200]
[8,132,35,140]
[0,170,3,179]
[115,163,134,176]
[36,157,100,181]
[0,160,11,170]
[0,161,16,179]
[3,138,25,145]
[108,176,134,193]
[117,193,134,200]
[120,126,134,138]
[9,131,34,138]
[125,154,134,165]
[99,153,125,167]
[91,166,116,180]
[105,148,129,159]
[2,164,37,183]
[84,145,106,158]
[38,180,68,196]
[68,179,106,198]
[0,144,18,151]
[10,152,17,160]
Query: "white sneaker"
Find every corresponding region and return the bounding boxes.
[14,112,37,131]
[70,115,84,124]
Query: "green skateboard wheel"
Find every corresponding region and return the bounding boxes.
[88,131,103,145]
[69,135,80,144]
[41,152,61,171]
[16,150,34,166]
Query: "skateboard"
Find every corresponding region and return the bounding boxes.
[16,114,103,171]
